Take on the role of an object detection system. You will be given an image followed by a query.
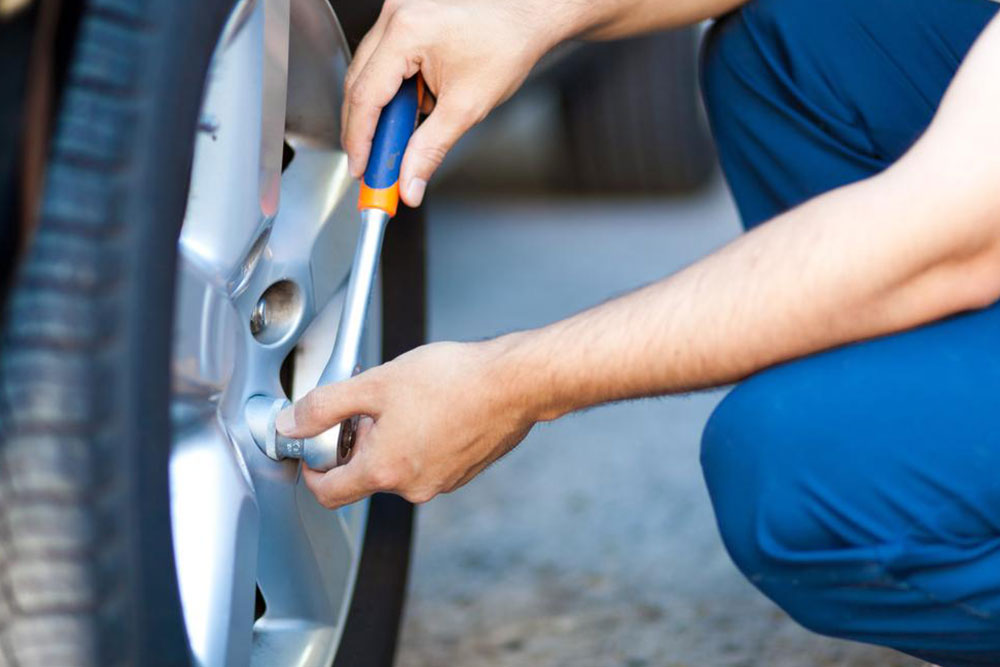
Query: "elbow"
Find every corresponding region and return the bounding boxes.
[950,198,1000,311]
[957,251,1000,312]
[929,220,1000,315]
[888,155,1000,316]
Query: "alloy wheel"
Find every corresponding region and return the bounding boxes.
[168,1,373,664]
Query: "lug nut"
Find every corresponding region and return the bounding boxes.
[245,394,347,471]
[245,395,303,461]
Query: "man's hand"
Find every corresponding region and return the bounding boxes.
[276,341,535,508]
[342,0,753,206]
[342,0,582,207]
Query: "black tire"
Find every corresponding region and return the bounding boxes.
[559,27,716,195]
[0,1,419,665]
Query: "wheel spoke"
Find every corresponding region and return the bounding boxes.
[180,0,290,295]
[268,148,359,314]
[245,452,359,667]
[266,0,358,315]
[172,258,242,397]
[170,402,260,667]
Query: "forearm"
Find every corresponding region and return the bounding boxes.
[496,166,999,420]
[492,15,1000,422]
[561,0,749,40]
[538,0,747,44]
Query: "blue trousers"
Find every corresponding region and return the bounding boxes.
[698,1,1000,665]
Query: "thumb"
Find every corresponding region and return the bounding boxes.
[399,96,483,207]
[276,374,380,439]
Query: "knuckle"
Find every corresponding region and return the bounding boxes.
[367,463,402,491]
[390,3,424,31]
[347,84,368,110]
[404,488,436,505]
[414,143,448,169]
[316,489,341,510]
[449,98,485,127]
[298,393,322,424]
[357,371,384,399]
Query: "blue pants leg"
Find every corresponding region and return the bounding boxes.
[698,0,1000,665]
[702,0,999,228]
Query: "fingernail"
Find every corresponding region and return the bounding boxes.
[348,158,360,179]
[276,406,296,434]
[405,178,426,207]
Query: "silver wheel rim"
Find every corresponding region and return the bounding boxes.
[169,1,373,665]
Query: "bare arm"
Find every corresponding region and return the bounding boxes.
[341,0,746,207]
[517,16,1000,416]
[285,16,1000,509]
[580,0,749,39]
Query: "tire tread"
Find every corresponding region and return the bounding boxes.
[0,4,155,665]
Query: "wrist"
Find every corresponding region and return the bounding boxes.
[526,0,618,49]
[552,0,639,42]
[480,329,574,424]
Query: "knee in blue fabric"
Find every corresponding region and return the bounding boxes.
[699,372,855,639]
[700,347,1000,664]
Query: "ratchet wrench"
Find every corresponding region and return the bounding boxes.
[247,75,423,471]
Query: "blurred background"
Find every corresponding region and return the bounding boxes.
[394,28,923,667]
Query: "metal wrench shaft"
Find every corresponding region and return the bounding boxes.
[303,208,389,470]
[319,208,389,387]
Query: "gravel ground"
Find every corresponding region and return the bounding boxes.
[395,185,926,667]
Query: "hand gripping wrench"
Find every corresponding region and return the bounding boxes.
[246,76,423,471]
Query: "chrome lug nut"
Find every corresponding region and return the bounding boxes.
[245,395,303,461]
[244,395,344,471]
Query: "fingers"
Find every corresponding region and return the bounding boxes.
[302,423,399,509]
[276,375,380,439]
[344,6,390,93]
[342,1,485,203]
[398,97,483,206]
[343,52,410,179]
[342,37,420,179]
[451,459,492,492]
[341,16,389,145]
[302,460,374,509]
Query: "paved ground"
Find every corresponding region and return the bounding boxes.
[395,184,925,667]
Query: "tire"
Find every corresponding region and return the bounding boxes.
[0,1,419,665]
[559,27,716,195]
